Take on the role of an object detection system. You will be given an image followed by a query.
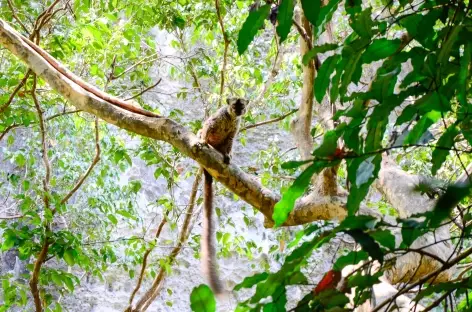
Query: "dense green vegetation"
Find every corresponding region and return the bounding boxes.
[1,0,472,311]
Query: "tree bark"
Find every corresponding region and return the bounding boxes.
[0,19,456,285]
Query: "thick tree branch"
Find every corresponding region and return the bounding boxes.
[290,13,315,162]
[0,18,350,226]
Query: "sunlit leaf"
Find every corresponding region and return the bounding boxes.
[190,285,216,312]
[300,0,321,26]
[237,5,270,55]
[273,161,337,226]
[303,44,339,65]
[314,54,340,102]
[234,272,269,291]
[344,229,384,263]
[276,0,294,42]
[431,125,459,175]
[430,182,472,228]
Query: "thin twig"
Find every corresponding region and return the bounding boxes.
[29,74,52,312]
[32,75,51,208]
[215,0,230,106]
[241,109,298,131]
[0,70,31,114]
[249,26,283,108]
[6,0,29,33]
[125,78,162,101]
[127,211,169,308]
[372,247,472,312]
[130,169,203,312]
[112,52,159,80]
[0,214,24,219]
[0,109,81,142]
[292,18,313,50]
[59,117,101,206]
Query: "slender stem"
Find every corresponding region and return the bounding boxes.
[215,0,230,106]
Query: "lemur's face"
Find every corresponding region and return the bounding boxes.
[227,98,248,116]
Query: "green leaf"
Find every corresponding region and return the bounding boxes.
[431,125,459,175]
[107,214,118,225]
[350,8,374,38]
[237,5,270,55]
[399,9,442,49]
[63,249,76,266]
[334,250,369,271]
[339,215,378,231]
[314,54,341,102]
[438,25,462,65]
[63,276,75,292]
[330,57,346,102]
[369,230,396,250]
[361,39,401,64]
[312,130,339,157]
[404,110,441,145]
[303,44,338,65]
[401,218,427,247]
[365,93,408,152]
[430,182,472,228]
[458,43,472,106]
[355,156,376,187]
[281,160,313,169]
[347,271,382,289]
[346,155,381,215]
[276,0,295,42]
[300,0,321,26]
[262,286,287,311]
[2,235,15,251]
[345,0,362,18]
[314,0,341,37]
[234,272,269,291]
[273,161,335,226]
[344,230,384,263]
[339,45,364,99]
[190,284,216,312]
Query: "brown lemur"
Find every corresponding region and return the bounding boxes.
[198,97,248,295]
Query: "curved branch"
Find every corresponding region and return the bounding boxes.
[0,18,349,227]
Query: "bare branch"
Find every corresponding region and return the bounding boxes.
[215,0,230,105]
[292,18,313,50]
[6,0,29,33]
[60,117,101,206]
[125,78,162,101]
[0,70,31,114]
[0,18,353,227]
[130,170,203,311]
[0,214,24,219]
[249,26,283,108]
[19,32,160,118]
[112,52,159,80]
[127,210,170,309]
[372,246,472,312]
[0,109,81,142]
[241,109,298,131]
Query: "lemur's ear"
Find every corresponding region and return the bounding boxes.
[226,98,233,105]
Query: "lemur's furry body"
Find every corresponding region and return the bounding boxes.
[199,98,247,295]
